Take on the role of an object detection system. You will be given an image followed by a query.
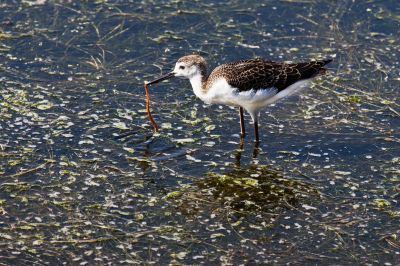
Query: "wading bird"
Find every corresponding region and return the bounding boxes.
[147,55,332,142]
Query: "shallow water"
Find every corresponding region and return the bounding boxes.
[0,0,399,264]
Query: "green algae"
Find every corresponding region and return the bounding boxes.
[0,0,399,264]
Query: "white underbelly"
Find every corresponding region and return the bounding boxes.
[207,78,311,110]
[213,88,277,107]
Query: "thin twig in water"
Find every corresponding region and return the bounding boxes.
[5,161,53,178]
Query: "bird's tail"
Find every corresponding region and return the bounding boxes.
[322,58,333,65]
[319,58,333,75]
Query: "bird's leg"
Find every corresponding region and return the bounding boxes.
[234,140,244,168]
[250,111,260,143]
[239,107,245,138]
[254,119,260,143]
[252,140,260,159]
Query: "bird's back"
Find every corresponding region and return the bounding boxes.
[206,58,332,92]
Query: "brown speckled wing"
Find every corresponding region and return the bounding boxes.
[218,59,332,92]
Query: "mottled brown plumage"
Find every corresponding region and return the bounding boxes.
[206,58,332,92]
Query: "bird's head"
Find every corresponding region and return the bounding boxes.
[173,55,207,79]
[146,55,207,85]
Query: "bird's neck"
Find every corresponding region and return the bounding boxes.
[189,72,209,102]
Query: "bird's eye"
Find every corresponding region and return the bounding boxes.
[179,65,185,70]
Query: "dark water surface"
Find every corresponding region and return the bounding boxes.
[0,0,399,264]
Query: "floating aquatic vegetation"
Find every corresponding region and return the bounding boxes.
[166,165,320,217]
[0,0,399,264]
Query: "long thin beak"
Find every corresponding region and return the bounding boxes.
[146,72,175,85]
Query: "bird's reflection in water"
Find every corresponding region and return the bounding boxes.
[117,129,319,217]
[233,140,261,168]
